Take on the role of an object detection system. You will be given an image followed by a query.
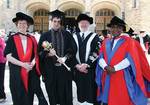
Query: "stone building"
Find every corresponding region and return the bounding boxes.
[0,0,150,34]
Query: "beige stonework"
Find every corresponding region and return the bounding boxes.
[25,0,50,14]
[0,0,150,33]
[57,1,85,12]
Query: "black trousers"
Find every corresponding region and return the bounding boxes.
[44,66,73,105]
[0,63,6,98]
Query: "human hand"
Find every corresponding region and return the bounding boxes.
[105,66,115,75]
[22,62,34,72]
[57,57,66,64]
[48,48,56,56]
[80,63,89,73]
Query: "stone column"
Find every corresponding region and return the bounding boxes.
[121,0,125,20]
[50,0,57,11]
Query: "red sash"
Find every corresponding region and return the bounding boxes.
[14,35,33,92]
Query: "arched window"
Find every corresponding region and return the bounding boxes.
[65,8,81,17]
[33,9,49,33]
[64,8,81,33]
[95,9,115,34]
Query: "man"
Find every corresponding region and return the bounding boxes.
[96,16,150,105]
[38,9,74,105]
[135,30,150,54]
[72,14,100,105]
[135,31,150,64]
[4,12,47,105]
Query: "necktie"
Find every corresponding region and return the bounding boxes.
[81,33,84,41]
[111,37,115,50]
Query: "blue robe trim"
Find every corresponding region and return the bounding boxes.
[124,53,148,105]
[96,38,125,103]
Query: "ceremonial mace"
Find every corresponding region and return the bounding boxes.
[42,41,71,71]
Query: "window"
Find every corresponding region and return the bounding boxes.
[3,0,11,8]
[132,0,139,8]
[64,9,81,33]
[133,0,137,8]
[33,9,49,32]
[95,9,115,34]
[65,8,81,17]
[7,0,10,8]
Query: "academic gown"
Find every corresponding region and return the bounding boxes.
[72,32,100,104]
[4,34,41,105]
[136,35,150,54]
[38,29,74,105]
[96,36,150,105]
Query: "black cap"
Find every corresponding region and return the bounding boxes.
[77,14,93,24]
[12,12,34,25]
[107,16,126,28]
[126,28,134,36]
[48,9,65,19]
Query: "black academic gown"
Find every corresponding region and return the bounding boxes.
[72,32,100,104]
[135,34,150,54]
[38,29,74,105]
[4,34,47,105]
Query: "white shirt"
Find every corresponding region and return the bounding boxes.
[21,38,27,54]
[80,31,92,39]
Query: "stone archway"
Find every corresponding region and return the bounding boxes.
[91,1,121,34]
[25,0,50,32]
[57,1,84,33]
[57,0,85,12]
[64,8,81,33]
[24,0,50,16]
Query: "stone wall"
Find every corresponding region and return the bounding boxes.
[0,0,150,33]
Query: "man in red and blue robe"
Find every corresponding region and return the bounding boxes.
[96,16,150,105]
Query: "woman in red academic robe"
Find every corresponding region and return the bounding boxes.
[4,12,48,105]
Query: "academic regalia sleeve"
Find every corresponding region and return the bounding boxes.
[63,31,75,60]
[4,36,14,57]
[64,31,77,71]
[134,40,150,81]
[37,33,49,61]
[126,38,150,98]
[87,35,101,67]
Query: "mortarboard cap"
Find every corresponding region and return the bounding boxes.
[12,12,34,25]
[48,9,65,19]
[77,14,93,24]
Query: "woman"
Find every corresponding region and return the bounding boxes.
[4,12,48,105]
[0,34,6,102]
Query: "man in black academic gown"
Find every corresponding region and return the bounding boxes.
[38,9,74,105]
[72,14,100,105]
[135,30,150,54]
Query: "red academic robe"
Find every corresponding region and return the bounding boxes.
[13,34,41,92]
[96,36,150,105]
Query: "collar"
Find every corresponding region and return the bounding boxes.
[80,31,92,38]
[17,32,29,36]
